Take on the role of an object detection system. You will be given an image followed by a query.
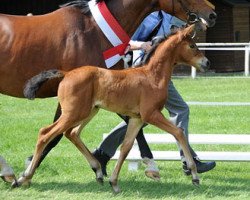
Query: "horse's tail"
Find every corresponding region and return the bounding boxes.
[24,69,65,100]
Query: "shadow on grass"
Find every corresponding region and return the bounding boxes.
[28,175,250,199]
[2,161,249,198]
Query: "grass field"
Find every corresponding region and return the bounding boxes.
[0,77,250,200]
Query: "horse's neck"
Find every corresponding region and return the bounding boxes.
[106,0,156,36]
[106,0,185,37]
[163,0,186,21]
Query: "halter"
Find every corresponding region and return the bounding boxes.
[172,0,200,24]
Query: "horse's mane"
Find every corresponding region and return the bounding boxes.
[60,0,106,15]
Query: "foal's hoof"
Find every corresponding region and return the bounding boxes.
[1,174,17,183]
[192,179,200,186]
[11,179,20,188]
[11,180,31,188]
[109,181,121,194]
[11,175,31,188]
[145,170,161,181]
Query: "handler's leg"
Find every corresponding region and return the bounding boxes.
[166,81,216,175]
[26,104,64,168]
[97,117,152,159]
[136,130,160,180]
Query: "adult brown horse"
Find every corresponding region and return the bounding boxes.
[19,25,209,193]
[0,0,216,183]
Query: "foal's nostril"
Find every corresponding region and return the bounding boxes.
[209,12,217,20]
[206,60,211,68]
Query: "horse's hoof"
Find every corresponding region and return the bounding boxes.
[1,175,16,183]
[109,181,121,194]
[145,170,161,181]
[96,177,104,185]
[192,179,200,186]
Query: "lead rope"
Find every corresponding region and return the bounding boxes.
[172,0,175,16]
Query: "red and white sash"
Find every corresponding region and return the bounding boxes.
[88,0,130,68]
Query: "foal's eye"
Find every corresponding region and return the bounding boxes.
[190,44,195,49]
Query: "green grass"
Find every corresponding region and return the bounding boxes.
[0,77,250,199]
[174,76,250,102]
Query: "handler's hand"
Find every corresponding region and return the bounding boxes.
[141,41,152,52]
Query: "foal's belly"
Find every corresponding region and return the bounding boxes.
[96,100,140,118]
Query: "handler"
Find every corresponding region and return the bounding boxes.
[93,11,216,179]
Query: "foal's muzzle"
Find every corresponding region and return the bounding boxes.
[198,57,210,72]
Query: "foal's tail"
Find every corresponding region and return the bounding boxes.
[24,69,65,100]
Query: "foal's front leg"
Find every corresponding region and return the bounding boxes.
[109,118,144,193]
[145,111,199,185]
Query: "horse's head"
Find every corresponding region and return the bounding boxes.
[174,25,210,72]
[158,0,217,29]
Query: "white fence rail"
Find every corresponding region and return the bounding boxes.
[103,134,250,171]
[191,42,250,78]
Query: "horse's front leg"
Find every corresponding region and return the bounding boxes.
[144,110,199,185]
[109,118,143,193]
[0,156,16,183]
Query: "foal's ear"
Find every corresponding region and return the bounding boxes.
[182,24,195,38]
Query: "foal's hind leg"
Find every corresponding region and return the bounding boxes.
[109,118,144,193]
[0,156,16,183]
[64,109,103,184]
[25,103,64,169]
[13,117,73,188]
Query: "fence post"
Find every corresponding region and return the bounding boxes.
[191,66,196,79]
[244,43,250,76]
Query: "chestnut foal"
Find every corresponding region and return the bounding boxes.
[18,25,209,193]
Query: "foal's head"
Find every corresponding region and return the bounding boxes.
[142,25,210,72]
[173,25,210,72]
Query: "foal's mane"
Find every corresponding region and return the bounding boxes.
[61,0,106,14]
[138,32,178,66]
[140,36,166,66]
